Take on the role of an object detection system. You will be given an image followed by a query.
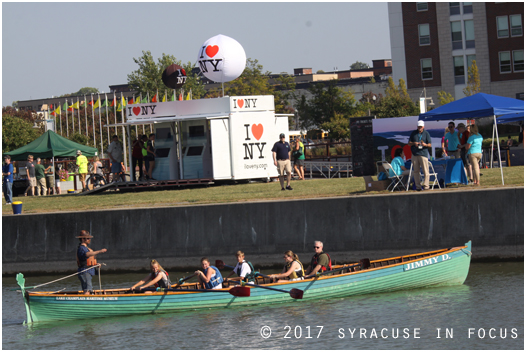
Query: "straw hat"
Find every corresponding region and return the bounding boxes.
[76,230,93,239]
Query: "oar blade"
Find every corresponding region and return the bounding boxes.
[289,288,304,299]
[229,286,250,297]
[215,260,225,270]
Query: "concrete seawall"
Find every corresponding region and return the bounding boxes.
[2,187,523,275]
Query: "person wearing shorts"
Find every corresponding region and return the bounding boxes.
[271,133,293,191]
[24,155,36,196]
[54,164,62,195]
[293,137,305,180]
[107,135,123,182]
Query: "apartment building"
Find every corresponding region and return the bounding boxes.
[389,2,524,107]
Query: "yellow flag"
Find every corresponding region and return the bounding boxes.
[93,99,100,109]
[162,94,166,102]
[185,93,191,100]
[54,107,60,115]
[121,97,126,107]
[70,101,80,109]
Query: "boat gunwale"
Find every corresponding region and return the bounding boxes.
[26,244,469,298]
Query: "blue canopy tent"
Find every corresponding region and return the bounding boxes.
[497,112,524,125]
[419,93,524,185]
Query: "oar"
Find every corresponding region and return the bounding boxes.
[173,273,197,286]
[228,280,303,299]
[304,258,371,280]
[139,286,250,297]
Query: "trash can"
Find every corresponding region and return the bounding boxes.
[12,201,23,215]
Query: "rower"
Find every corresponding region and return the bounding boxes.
[304,241,332,276]
[269,250,305,283]
[225,251,256,284]
[131,259,172,291]
[76,230,107,295]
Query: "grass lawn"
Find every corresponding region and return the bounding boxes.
[3,166,523,215]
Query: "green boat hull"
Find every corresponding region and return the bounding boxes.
[18,241,472,324]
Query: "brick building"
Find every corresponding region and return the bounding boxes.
[389,2,524,107]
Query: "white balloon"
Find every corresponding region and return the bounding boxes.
[197,34,247,83]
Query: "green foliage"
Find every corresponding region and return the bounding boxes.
[463,60,481,96]
[68,132,89,146]
[127,50,205,100]
[295,80,358,130]
[350,61,370,70]
[75,87,99,96]
[438,90,455,105]
[320,114,351,140]
[2,112,43,153]
[374,78,419,118]
[316,70,325,74]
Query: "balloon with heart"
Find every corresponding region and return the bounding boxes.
[197,34,246,83]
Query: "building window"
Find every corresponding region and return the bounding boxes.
[454,56,465,84]
[464,20,475,48]
[449,2,460,16]
[513,50,524,72]
[421,59,433,80]
[451,21,463,50]
[497,16,509,38]
[510,14,523,37]
[419,24,430,45]
[499,52,511,73]
[463,2,473,14]
[416,2,428,11]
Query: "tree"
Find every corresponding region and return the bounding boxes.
[75,87,99,96]
[127,50,205,100]
[295,80,358,131]
[438,90,455,105]
[68,132,89,146]
[2,108,44,152]
[374,77,419,118]
[320,114,351,140]
[350,61,370,70]
[463,60,481,96]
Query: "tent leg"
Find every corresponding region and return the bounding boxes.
[494,115,504,185]
[491,122,495,168]
[127,125,133,181]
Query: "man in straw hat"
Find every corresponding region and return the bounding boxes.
[76,230,107,295]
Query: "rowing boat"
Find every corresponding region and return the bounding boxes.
[17,241,472,324]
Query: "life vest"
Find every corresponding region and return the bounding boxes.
[152,269,171,289]
[76,244,97,267]
[203,265,224,289]
[285,260,305,279]
[311,252,332,273]
[236,260,256,282]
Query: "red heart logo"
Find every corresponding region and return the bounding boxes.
[237,99,244,108]
[251,124,263,141]
[132,107,141,116]
[206,45,219,58]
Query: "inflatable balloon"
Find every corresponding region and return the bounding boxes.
[197,34,246,83]
[162,64,187,89]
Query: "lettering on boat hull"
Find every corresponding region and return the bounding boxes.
[403,254,451,272]
[55,297,118,301]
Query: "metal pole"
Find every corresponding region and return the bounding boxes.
[98,93,103,155]
[66,98,69,137]
[91,94,96,147]
[494,115,504,185]
[127,124,133,181]
[84,95,88,140]
[121,92,127,168]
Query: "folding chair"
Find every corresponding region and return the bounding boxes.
[427,161,441,189]
[381,162,406,192]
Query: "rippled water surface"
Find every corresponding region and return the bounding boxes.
[2,262,523,349]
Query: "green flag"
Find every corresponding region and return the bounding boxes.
[101,99,108,107]
[62,102,68,111]
[141,96,148,104]
[171,92,176,101]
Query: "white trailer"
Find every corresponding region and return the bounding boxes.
[116,95,290,182]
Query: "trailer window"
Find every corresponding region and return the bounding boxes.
[189,126,205,138]
[187,146,204,156]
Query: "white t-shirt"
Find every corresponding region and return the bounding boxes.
[107,141,123,163]
[233,261,253,282]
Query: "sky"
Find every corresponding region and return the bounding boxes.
[1,2,391,107]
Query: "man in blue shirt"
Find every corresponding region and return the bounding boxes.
[271,133,293,191]
[408,120,432,191]
[76,230,107,294]
[2,155,14,204]
[443,122,461,158]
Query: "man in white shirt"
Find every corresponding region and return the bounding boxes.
[107,135,123,181]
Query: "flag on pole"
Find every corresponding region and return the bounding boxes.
[121,96,127,107]
[101,99,108,107]
[141,96,148,104]
[54,106,61,115]
[171,90,176,101]
[128,97,134,105]
[70,101,80,109]
[185,92,191,100]
[162,94,166,102]
[49,104,53,110]
[81,100,87,108]
[178,93,183,101]
[88,100,93,106]
[110,98,116,107]
[93,98,100,109]
[117,101,123,112]
[62,102,68,111]
[152,93,158,103]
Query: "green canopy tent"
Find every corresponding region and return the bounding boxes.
[5,130,98,161]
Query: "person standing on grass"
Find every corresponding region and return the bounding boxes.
[271,133,293,191]
[24,155,36,196]
[293,137,305,180]
[107,135,123,182]
[34,158,47,196]
[408,120,432,191]
[76,150,88,191]
[2,155,14,205]
[146,133,157,180]
[466,123,483,186]
[132,135,144,181]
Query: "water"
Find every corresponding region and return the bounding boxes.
[3,263,523,349]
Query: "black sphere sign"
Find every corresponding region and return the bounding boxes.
[162,64,187,89]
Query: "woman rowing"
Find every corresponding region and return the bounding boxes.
[131,259,171,291]
[195,257,223,289]
[269,250,305,283]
